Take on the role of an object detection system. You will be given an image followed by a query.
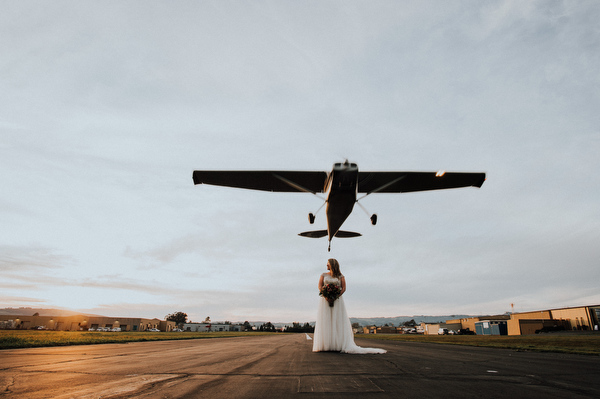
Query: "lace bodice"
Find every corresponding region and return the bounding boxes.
[322,273,343,286]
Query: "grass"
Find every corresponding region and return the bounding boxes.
[356,333,600,355]
[0,330,276,350]
[3,331,599,355]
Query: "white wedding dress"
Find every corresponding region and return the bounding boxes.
[312,273,386,354]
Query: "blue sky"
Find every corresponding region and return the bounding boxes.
[1,1,599,322]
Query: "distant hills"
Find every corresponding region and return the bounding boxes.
[245,315,478,329]
[1,308,477,327]
[0,308,102,317]
[349,315,474,326]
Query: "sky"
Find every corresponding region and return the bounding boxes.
[1,1,599,323]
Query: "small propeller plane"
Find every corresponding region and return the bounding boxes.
[192,161,485,251]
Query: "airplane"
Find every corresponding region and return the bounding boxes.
[192,161,485,251]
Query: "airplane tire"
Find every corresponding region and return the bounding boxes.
[371,214,377,225]
[309,213,315,224]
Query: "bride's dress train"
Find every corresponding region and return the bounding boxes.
[312,274,386,354]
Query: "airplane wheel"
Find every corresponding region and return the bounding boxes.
[309,213,315,224]
[371,214,377,225]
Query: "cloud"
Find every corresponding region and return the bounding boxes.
[0,296,47,305]
[0,245,68,272]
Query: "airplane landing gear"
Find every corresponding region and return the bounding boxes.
[356,201,377,226]
[308,213,315,224]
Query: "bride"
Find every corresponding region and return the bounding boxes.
[312,258,386,354]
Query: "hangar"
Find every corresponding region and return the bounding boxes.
[446,304,600,335]
[0,314,176,332]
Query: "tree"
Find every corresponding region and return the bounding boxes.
[242,321,253,331]
[259,322,275,332]
[165,312,188,326]
[403,319,417,327]
[302,322,314,333]
[283,322,314,333]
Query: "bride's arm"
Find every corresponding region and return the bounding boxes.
[318,274,324,291]
[340,276,346,296]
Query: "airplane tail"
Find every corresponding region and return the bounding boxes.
[299,230,328,238]
[334,231,362,238]
[298,230,361,238]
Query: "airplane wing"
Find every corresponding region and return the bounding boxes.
[357,171,485,194]
[192,170,328,193]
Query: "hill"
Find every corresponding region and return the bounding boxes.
[0,308,102,317]
[244,315,477,329]
[349,315,475,326]
[2,309,478,327]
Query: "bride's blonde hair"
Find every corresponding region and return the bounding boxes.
[328,258,342,278]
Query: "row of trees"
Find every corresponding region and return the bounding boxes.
[373,319,419,328]
[165,312,213,325]
[283,322,314,333]
[166,312,420,331]
[256,322,314,332]
[165,312,314,333]
[390,319,418,327]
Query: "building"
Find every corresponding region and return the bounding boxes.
[446,314,510,335]
[506,305,599,335]
[474,320,508,335]
[446,305,600,335]
[362,325,377,334]
[0,314,176,332]
[421,322,462,335]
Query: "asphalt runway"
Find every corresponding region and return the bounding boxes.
[1,334,599,398]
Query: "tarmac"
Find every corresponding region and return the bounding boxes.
[1,333,599,398]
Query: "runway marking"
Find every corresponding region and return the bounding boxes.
[305,334,312,340]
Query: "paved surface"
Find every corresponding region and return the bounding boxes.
[1,334,599,398]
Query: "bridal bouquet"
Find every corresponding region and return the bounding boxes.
[319,283,342,307]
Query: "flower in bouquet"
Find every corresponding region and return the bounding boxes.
[319,283,342,307]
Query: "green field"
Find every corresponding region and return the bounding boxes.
[357,333,600,355]
[0,330,275,350]
[2,331,599,355]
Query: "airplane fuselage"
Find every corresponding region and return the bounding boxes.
[325,161,358,241]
